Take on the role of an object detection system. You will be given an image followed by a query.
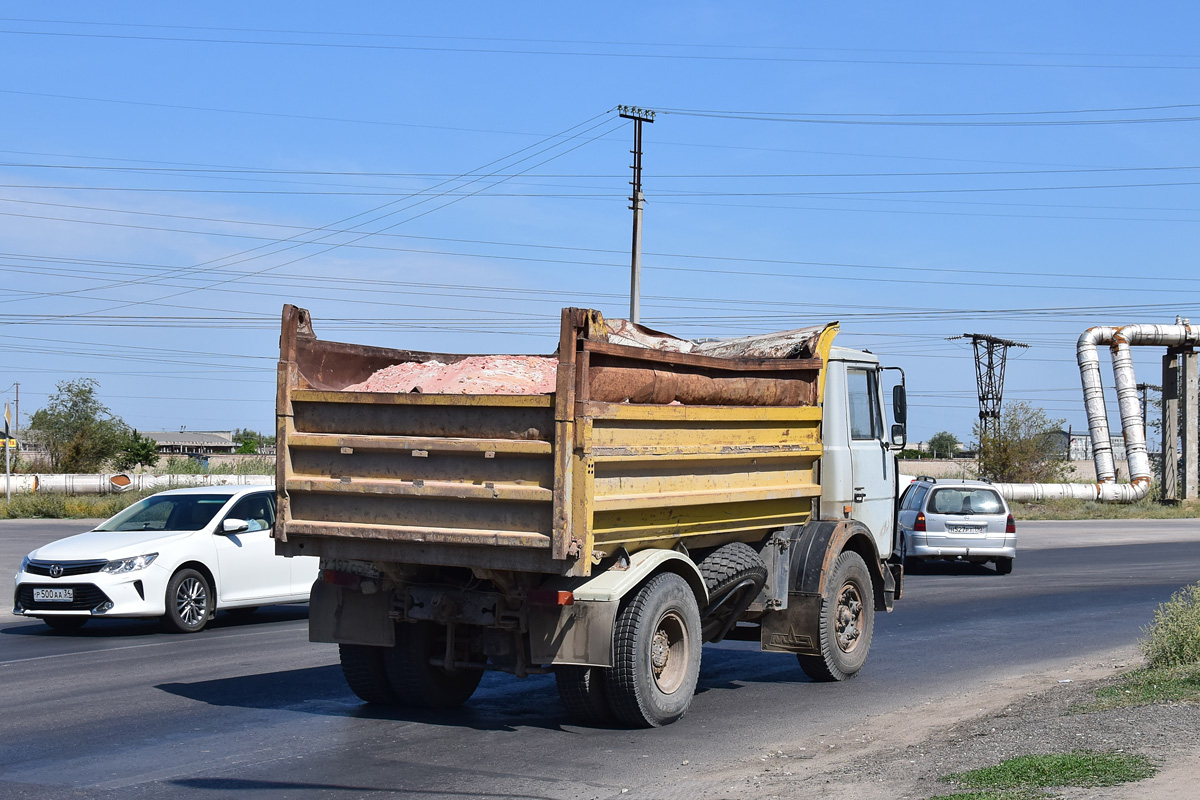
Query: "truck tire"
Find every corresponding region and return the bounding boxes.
[384,621,484,709]
[698,541,767,641]
[698,541,767,599]
[797,550,874,682]
[607,572,702,728]
[995,557,1013,575]
[555,665,613,725]
[339,644,398,705]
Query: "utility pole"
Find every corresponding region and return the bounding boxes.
[619,105,654,324]
[948,333,1029,441]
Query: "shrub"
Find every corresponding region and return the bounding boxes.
[1142,582,1200,668]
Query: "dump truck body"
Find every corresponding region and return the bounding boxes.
[276,305,905,727]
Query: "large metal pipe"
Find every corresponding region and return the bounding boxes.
[996,321,1199,503]
[26,473,271,496]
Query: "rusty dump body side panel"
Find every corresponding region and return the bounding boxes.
[276,305,827,577]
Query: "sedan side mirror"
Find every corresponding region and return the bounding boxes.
[221,518,249,535]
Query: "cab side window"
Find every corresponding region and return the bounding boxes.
[848,369,883,440]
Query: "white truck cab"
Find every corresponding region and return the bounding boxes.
[820,346,906,558]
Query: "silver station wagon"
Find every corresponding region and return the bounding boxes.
[897,477,1016,574]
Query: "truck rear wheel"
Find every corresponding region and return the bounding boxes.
[797,550,874,682]
[555,665,613,725]
[384,621,484,709]
[339,644,398,705]
[607,572,702,728]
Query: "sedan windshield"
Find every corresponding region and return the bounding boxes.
[95,494,232,532]
[928,488,1004,516]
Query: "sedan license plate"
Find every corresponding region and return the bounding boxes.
[33,587,73,602]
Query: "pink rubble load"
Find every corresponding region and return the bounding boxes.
[344,356,558,395]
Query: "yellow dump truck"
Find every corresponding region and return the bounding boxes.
[276,305,907,727]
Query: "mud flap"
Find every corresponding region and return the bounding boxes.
[309,579,395,647]
[759,594,822,655]
[528,600,617,667]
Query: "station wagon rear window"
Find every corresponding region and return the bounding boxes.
[928,488,1003,515]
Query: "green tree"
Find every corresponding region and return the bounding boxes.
[232,427,272,454]
[28,378,128,472]
[927,430,961,459]
[974,401,1070,483]
[113,429,160,471]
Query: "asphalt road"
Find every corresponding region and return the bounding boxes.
[1,517,1198,799]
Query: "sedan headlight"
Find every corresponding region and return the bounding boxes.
[19,554,30,572]
[101,553,159,574]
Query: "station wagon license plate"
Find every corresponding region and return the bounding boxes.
[947,525,983,534]
[33,587,73,602]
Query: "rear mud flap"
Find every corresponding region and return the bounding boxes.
[309,580,395,647]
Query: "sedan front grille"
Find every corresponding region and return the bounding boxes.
[17,584,112,611]
[25,560,108,578]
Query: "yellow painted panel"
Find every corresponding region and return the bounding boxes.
[593,483,820,511]
[589,420,821,450]
[589,444,822,460]
[592,497,813,548]
[583,403,822,422]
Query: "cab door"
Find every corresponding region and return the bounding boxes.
[845,366,895,551]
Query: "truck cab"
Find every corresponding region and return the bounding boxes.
[820,347,905,559]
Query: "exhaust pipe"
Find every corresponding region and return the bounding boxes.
[995,320,1199,503]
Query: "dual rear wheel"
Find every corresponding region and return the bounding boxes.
[557,571,703,728]
[339,621,484,709]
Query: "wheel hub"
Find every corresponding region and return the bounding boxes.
[835,583,863,653]
[176,578,207,627]
[650,610,689,694]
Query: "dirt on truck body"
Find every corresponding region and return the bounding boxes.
[275,304,907,727]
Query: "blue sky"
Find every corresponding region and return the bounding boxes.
[1,3,1197,443]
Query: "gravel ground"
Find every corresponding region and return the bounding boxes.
[673,649,1200,800]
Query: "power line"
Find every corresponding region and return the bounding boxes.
[3,26,1200,70]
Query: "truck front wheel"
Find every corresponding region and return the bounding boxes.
[797,550,875,682]
[607,572,702,728]
[384,621,484,709]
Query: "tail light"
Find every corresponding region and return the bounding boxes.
[914,512,926,532]
[1006,514,1016,534]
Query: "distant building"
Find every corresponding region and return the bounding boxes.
[1053,429,1127,461]
[144,431,238,456]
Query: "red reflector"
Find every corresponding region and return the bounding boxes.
[1006,514,1016,534]
[914,512,926,532]
[527,589,575,606]
[321,569,360,588]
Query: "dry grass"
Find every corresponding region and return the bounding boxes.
[1010,497,1200,521]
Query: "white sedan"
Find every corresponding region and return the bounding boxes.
[13,485,318,633]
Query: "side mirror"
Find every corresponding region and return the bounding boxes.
[891,423,907,449]
[892,384,907,425]
[221,518,249,535]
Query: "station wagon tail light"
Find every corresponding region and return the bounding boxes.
[913,512,926,532]
[1006,514,1016,534]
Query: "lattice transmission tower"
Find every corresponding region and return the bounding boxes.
[948,333,1029,440]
